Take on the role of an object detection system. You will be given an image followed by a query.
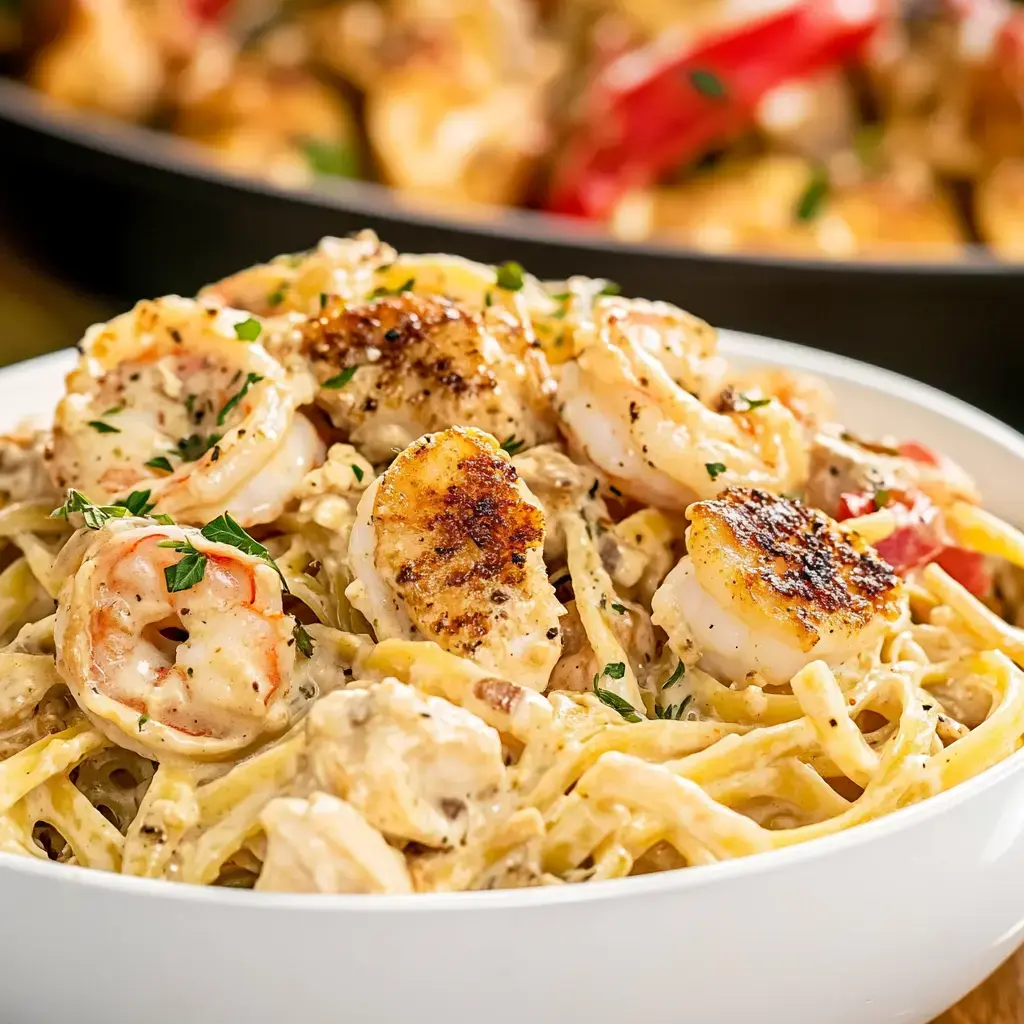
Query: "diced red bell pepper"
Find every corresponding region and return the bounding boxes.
[545,0,889,220]
[187,0,233,23]
[934,546,992,597]
[837,490,878,519]
[897,441,940,466]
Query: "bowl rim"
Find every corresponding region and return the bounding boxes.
[3,335,1024,912]
[1,77,1022,279]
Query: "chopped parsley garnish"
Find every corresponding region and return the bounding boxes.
[300,138,359,179]
[662,660,685,689]
[370,278,415,299]
[611,602,627,614]
[292,622,315,658]
[114,490,156,517]
[217,372,264,426]
[163,539,208,593]
[137,715,149,731]
[495,261,525,291]
[655,695,693,721]
[597,281,621,296]
[267,289,285,307]
[319,292,328,310]
[102,405,124,416]
[602,662,626,680]
[500,435,525,456]
[795,167,830,223]
[175,433,223,463]
[351,464,365,483]
[323,366,358,389]
[145,456,174,475]
[484,291,493,307]
[200,512,287,589]
[593,683,642,723]
[689,68,728,101]
[740,394,772,411]
[50,490,130,530]
[233,317,262,342]
[87,420,120,434]
[705,462,727,481]
[874,488,891,509]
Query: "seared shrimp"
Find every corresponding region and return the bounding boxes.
[55,520,300,760]
[346,427,562,689]
[652,488,905,686]
[557,305,808,509]
[297,292,554,462]
[47,296,322,527]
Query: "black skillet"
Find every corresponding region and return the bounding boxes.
[0,78,1021,426]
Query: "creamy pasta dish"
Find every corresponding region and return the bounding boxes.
[0,231,1021,894]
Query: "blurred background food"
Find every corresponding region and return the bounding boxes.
[4,0,1024,260]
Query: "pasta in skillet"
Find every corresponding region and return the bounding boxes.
[0,230,1022,893]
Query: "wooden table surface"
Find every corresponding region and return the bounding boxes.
[0,228,1021,1024]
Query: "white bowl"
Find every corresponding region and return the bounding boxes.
[3,338,1024,1024]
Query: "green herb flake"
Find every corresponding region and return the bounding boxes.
[874,488,891,509]
[322,366,358,390]
[705,462,727,481]
[602,662,626,680]
[153,514,175,526]
[300,138,359,179]
[233,317,262,342]
[267,289,286,308]
[495,261,525,292]
[611,602,627,614]
[655,695,693,721]
[319,292,328,310]
[200,512,287,590]
[88,420,120,434]
[740,394,772,411]
[292,621,315,658]
[217,372,264,426]
[175,433,222,463]
[351,464,365,483]
[500,435,525,456]
[102,405,125,416]
[484,291,493,307]
[370,278,415,299]
[114,490,155,517]
[795,167,830,223]
[163,542,208,594]
[689,68,728,101]
[137,715,149,731]
[587,479,599,500]
[597,281,621,296]
[662,660,685,689]
[593,683,643,723]
[145,456,174,474]
[50,490,130,531]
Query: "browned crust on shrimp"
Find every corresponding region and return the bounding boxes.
[373,428,545,657]
[687,487,902,650]
[301,294,500,402]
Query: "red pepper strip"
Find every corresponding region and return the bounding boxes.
[545,0,889,219]
[835,487,991,595]
[188,0,234,23]
[897,441,940,466]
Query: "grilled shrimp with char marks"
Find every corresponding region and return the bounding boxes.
[297,293,554,463]
[47,296,323,527]
[55,521,301,761]
[652,488,905,686]
[346,427,562,690]
[557,303,807,510]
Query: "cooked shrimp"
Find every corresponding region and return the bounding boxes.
[557,306,808,509]
[297,292,554,462]
[307,679,505,848]
[54,520,301,760]
[47,296,323,527]
[346,427,562,690]
[652,488,905,686]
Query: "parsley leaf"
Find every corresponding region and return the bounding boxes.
[689,69,728,101]
[795,167,830,223]
[740,394,772,411]
[292,622,315,658]
[200,512,287,590]
[602,662,626,680]
[370,278,415,299]
[267,289,285,307]
[145,456,174,474]
[217,372,264,426]
[114,490,155,517]
[50,490,130,531]
[593,683,643,723]
[233,317,262,342]
[705,462,727,481]
[300,138,359,179]
[655,695,693,721]
[874,488,891,509]
[611,602,627,614]
[662,661,685,689]
[500,435,525,456]
[495,261,526,291]
[598,281,621,296]
[88,420,120,434]
[164,541,208,593]
[323,366,358,390]
[137,715,149,731]
[175,433,223,463]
